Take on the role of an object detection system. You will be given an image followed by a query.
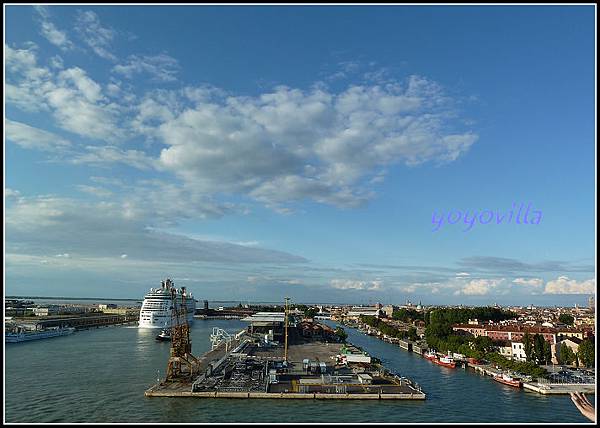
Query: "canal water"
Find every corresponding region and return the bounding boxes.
[4,320,593,423]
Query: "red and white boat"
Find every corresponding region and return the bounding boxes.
[493,373,522,388]
[423,351,438,362]
[424,351,456,368]
[432,355,456,368]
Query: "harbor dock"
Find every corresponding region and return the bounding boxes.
[146,313,425,400]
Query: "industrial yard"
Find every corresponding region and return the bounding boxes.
[145,302,425,400]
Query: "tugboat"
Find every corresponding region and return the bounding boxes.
[423,351,438,361]
[493,373,522,388]
[424,351,456,368]
[432,355,456,369]
[155,328,171,341]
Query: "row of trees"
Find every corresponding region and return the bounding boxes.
[360,315,418,341]
[485,352,548,379]
[427,307,515,326]
[391,308,425,323]
[522,332,552,365]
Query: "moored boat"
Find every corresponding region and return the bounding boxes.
[423,351,438,361]
[5,326,75,343]
[433,355,456,368]
[494,373,522,388]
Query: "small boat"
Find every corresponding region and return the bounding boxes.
[432,355,456,368]
[494,373,522,388]
[423,351,438,361]
[155,328,171,341]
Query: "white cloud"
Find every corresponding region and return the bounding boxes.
[454,278,504,296]
[55,253,71,258]
[50,55,64,69]
[6,119,72,152]
[6,195,306,264]
[34,6,74,50]
[70,146,155,170]
[155,76,477,210]
[113,53,180,82]
[120,254,128,259]
[544,276,595,294]
[6,46,125,141]
[5,44,52,112]
[74,10,117,61]
[330,279,382,291]
[76,185,113,198]
[513,277,543,287]
[5,188,22,199]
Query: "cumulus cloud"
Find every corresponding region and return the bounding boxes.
[454,278,504,296]
[113,53,180,82]
[5,188,22,199]
[74,10,117,61]
[330,279,382,291]
[6,44,478,212]
[155,76,477,210]
[513,277,543,287]
[6,45,125,141]
[6,119,72,151]
[544,276,595,294]
[5,44,52,112]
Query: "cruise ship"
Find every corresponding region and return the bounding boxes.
[138,278,196,328]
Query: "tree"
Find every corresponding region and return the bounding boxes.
[533,334,546,364]
[523,332,534,362]
[578,339,595,368]
[558,314,575,326]
[542,340,552,365]
[304,307,318,319]
[408,327,418,342]
[559,342,575,365]
[473,336,495,355]
[334,327,348,343]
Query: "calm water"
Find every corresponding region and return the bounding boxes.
[5,320,593,423]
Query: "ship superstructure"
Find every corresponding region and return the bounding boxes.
[138,279,196,328]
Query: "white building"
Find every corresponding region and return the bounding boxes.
[346,306,381,319]
[511,342,527,361]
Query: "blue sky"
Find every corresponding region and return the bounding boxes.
[5,5,596,306]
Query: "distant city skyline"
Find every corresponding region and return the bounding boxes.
[5,5,596,306]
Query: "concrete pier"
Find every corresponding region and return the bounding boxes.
[146,324,426,400]
[145,384,426,400]
[522,382,596,395]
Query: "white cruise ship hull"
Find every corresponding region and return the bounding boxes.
[138,308,195,328]
[138,279,197,329]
